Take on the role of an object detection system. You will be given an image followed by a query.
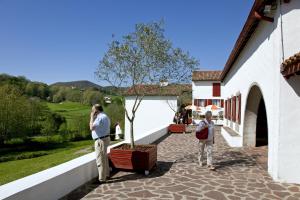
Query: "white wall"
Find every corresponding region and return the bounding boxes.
[0,124,169,200]
[277,0,300,184]
[124,96,177,143]
[221,0,300,183]
[192,81,223,100]
[0,153,98,200]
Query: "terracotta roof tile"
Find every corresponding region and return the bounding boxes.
[192,71,222,81]
[281,52,300,79]
[124,84,191,96]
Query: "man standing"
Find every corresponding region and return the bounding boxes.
[90,104,111,183]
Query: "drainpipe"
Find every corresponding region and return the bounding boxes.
[279,0,285,62]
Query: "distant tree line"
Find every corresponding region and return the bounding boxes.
[0,73,108,105]
[0,74,125,145]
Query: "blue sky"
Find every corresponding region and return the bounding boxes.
[0,0,253,85]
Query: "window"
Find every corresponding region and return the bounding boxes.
[194,99,206,107]
[212,83,221,97]
[199,99,206,107]
[212,99,221,107]
[194,99,198,106]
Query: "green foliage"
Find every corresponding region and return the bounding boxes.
[0,85,32,144]
[105,103,125,134]
[0,151,49,163]
[69,115,90,140]
[65,89,82,102]
[82,89,104,105]
[0,74,29,92]
[41,113,66,139]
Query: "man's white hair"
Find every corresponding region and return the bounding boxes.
[205,111,212,117]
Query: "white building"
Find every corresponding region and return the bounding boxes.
[193,0,300,184]
[124,85,185,144]
[192,71,224,124]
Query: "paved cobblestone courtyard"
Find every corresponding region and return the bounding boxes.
[63,126,300,200]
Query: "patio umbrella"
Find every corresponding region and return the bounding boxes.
[211,105,220,110]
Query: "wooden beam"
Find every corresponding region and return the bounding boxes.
[254,11,274,23]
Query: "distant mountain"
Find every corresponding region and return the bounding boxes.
[51,80,103,90]
[50,80,127,95]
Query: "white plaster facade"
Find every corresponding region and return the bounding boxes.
[124,96,177,143]
[192,79,224,125]
[192,81,223,101]
[218,0,300,183]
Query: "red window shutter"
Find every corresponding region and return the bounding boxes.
[208,99,212,105]
[204,99,207,106]
[228,99,231,120]
[221,99,224,108]
[225,100,227,119]
[194,99,197,106]
[212,83,221,97]
[232,96,236,122]
[238,94,241,124]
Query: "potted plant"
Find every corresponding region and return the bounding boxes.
[96,21,198,175]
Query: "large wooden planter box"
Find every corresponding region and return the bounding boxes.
[168,124,186,133]
[109,144,157,174]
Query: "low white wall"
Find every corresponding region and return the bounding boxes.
[221,127,243,147]
[0,152,98,200]
[0,125,167,200]
[0,141,125,200]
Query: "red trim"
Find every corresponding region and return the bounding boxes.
[207,99,212,105]
[212,83,221,97]
[228,99,231,120]
[238,94,242,124]
[232,96,236,122]
[225,100,227,119]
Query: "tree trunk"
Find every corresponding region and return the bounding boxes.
[130,120,135,149]
[0,135,5,147]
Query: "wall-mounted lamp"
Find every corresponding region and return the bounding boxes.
[264,5,272,14]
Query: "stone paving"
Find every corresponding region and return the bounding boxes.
[62,126,300,200]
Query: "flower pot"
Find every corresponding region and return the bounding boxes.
[168,124,186,133]
[109,144,157,175]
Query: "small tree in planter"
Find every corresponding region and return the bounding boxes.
[96,21,198,173]
[166,85,192,133]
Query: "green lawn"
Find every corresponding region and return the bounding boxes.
[47,101,91,122]
[0,101,122,185]
[0,139,120,185]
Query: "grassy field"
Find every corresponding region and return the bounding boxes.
[47,101,91,123]
[0,101,121,186]
[0,139,120,185]
[0,140,93,185]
